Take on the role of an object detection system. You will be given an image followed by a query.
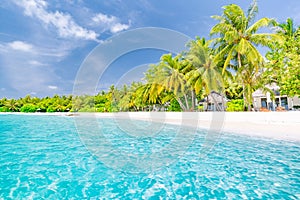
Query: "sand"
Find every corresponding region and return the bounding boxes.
[2,111,300,142]
[92,112,300,142]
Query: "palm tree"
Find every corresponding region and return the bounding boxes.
[106,85,118,111]
[135,82,176,111]
[147,54,192,111]
[5,99,19,112]
[236,62,263,111]
[160,54,191,110]
[0,98,6,107]
[224,77,243,100]
[141,63,174,110]
[135,83,161,108]
[72,97,83,112]
[278,18,297,40]
[186,37,225,111]
[118,82,144,111]
[210,0,280,110]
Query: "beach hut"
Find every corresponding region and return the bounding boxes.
[199,91,228,111]
[252,83,300,111]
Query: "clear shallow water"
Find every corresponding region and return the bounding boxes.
[0,114,300,199]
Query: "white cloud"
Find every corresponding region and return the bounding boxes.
[92,13,116,24]
[92,13,130,33]
[28,60,47,66]
[48,85,58,90]
[1,1,132,98]
[8,41,33,52]
[13,0,99,41]
[111,23,130,33]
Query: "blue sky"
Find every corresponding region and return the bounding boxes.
[0,0,299,98]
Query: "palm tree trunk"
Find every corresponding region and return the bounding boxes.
[191,89,195,111]
[184,94,190,111]
[222,93,225,111]
[238,53,247,111]
[247,85,251,111]
[206,95,209,111]
[176,97,187,111]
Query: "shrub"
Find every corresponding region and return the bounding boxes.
[167,99,182,111]
[20,104,38,113]
[226,99,244,112]
[0,107,9,112]
[46,106,56,113]
[78,106,96,112]
[198,105,204,111]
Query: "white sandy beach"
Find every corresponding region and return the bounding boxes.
[2,111,300,141]
[92,112,300,142]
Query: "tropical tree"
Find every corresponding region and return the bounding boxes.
[186,37,225,111]
[224,84,242,103]
[141,63,176,109]
[72,96,84,112]
[0,98,9,112]
[134,83,160,110]
[37,98,50,112]
[149,54,193,111]
[236,62,263,110]
[5,99,19,112]
[210,0,281,110]
[117,82,146,111]
[94,92,111,112]
[20,104,38,113]
[107,85,118,111]
[159,54,189,110]
[0,98,7,108]
[265,18,300,97]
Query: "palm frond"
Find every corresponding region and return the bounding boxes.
[223,4,247,31]
[250,33,284,46]
[211,15,223,21]
[210,23,236,36]
[246,18,276,34]
[247,0,258,24]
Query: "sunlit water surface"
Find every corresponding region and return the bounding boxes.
[0,114,299,199]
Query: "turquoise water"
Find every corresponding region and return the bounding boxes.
[0,114,300,199]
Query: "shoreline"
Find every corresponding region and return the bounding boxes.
[1,111,300,142]
[97,112,300,142]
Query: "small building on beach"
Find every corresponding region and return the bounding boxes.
[199,91,228,111]
[252,84,300,111]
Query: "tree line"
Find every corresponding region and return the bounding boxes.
[0,1,299,113]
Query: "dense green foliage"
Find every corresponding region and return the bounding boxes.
[0,0,299,113]
[20,104,38,113]
[226,99,244,112]
[265,18,300,97]
[210,0,281,110]
[0,94,110,113]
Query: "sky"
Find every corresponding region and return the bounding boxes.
[0,0,300,98]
